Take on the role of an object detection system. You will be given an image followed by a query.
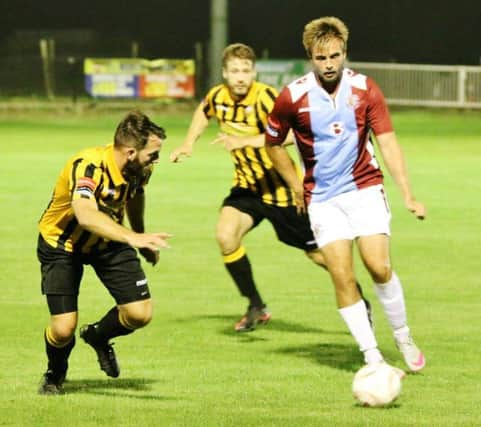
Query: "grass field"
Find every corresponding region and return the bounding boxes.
[1,108,480,426]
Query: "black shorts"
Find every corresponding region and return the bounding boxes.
[222,187,317,251]
[37,234,151,307]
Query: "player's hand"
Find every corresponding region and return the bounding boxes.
[405,198,426,220]
[211,133,239,151]
[127,232,173,252]
[139,248,160,266]
[169,145,192,162]
[293,188,306,215]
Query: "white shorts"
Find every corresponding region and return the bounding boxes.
[308,184,391,248]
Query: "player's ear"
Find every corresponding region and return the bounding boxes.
[126,148,136,160]
[222,68,227,80]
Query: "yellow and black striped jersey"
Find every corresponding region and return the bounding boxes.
[203,81,295,207]
[39,144,151,253]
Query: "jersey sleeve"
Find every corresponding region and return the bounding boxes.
[255,85,279,128]
[265,87,294,146]
[70,159,103,201]
[202,85,222,119]
[366,78,393,136]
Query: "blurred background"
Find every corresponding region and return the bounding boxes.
[0,0,480,106]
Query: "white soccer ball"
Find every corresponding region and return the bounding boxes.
[352,363,402,407]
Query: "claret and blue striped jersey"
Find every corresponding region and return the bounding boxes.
[266,68,393,204]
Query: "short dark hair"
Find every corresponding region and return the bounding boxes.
[114,110,166,150]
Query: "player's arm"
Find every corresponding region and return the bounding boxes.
[265,144,305,214]
[376,131,425,219]
[169,103,209,162]
[126,190,160,265]
[213,129,295,151]
[72,198,171,251]
[126,190,145,233]
[212,133,265,150]
[264,87,305,211]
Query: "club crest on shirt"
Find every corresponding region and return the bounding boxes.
[346,94,360,109]
[330,121,344,136]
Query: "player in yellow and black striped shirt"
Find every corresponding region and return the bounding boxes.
[37,111,171,395]
[170,43,372,332]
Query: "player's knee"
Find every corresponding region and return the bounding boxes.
[216,229,237,253]
[369,265,392,284]
[50,321,76,343]
[121,301,152,329]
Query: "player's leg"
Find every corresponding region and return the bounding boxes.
[304,248,374,327]
[357,234,425,372]
[217,206,258,301]
[81,243,151,377]
[217,205,271,331]
[40,300,78,395]
[321,240,383,365]
[218,189,271,331]
[266,203,375,328]
[308,200,383,365]
[37,234,81,395]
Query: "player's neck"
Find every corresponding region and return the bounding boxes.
[113,146,129,172]
[315,73,340,98]
[228,85,251,103]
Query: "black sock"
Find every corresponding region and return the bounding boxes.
[225,254,263,307]
[45,331,75,375]
[93,306,134,343]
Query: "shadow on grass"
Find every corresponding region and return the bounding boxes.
[175,313,348,337]
[274,342,363,372]
[63,377,174,400]
[274,342,403,373]
[353,402,401,410]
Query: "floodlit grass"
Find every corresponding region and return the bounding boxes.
[1,108,480,426]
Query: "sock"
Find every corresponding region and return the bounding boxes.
[374,271,407,331]
[223,246,263,308]
[338,300,383,365]
[393,325,411,342]
[45,327,75,375]
[92,307,134,344]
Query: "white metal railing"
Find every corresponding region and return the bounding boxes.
[257,60,481,109]
[347,62,481,109]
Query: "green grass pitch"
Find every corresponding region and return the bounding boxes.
[1,108,480,426]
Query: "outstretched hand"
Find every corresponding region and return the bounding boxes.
[405,198,426,220]
[128,232,172,251]
[211,133,239,151]
[169,145,192,163]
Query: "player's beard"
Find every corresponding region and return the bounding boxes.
[317,66,343,93]
[123,158,147,180]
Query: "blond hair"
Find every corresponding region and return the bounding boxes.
[222,43,256,68]
[302,16,349,58]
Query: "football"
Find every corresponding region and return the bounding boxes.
[352,363,402,407]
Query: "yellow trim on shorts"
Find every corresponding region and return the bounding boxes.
[223,246,246,264]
